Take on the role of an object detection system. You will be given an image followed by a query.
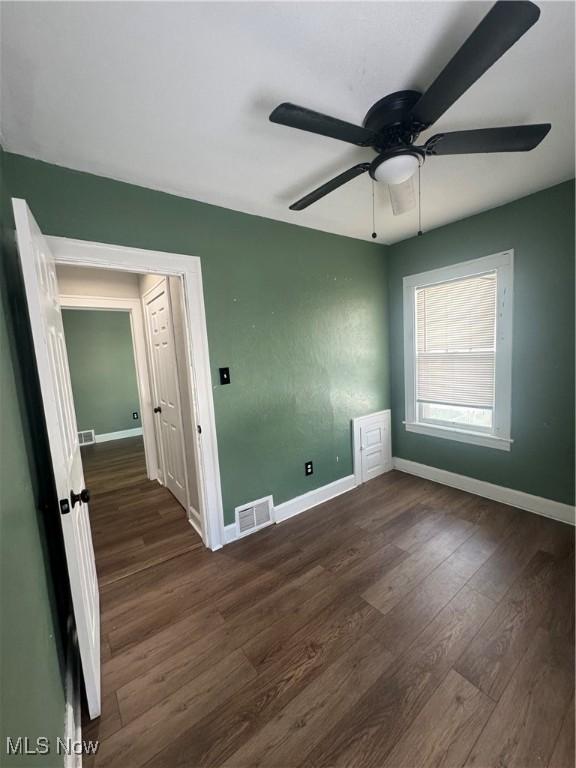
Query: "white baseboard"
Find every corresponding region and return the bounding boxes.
[393,457,575,526]
[188,507,202,538]
[223,474,357,545]
[95,427,143,443]
[222,455,575,548]
[223,522,238,544]
[274,474,357,524]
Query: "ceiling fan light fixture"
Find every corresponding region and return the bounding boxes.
[373,153,419,185]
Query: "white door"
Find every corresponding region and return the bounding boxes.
[13,199,101,718]
[355,411,392,483]
[144,280,189,510]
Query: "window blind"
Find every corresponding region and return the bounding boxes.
[415,272,497,410]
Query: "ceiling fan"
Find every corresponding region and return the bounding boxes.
[269,0,551,216]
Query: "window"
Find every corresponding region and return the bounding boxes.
[403,251,513,451]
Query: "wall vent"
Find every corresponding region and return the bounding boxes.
[235,495,274,538]
[78,429,96,446]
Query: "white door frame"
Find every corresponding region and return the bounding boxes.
[59,295,159,483]
[48,235,225,551]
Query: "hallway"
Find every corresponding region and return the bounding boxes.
[81,436,202,587]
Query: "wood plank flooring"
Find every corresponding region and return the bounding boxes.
[81,437,202,587]
[82,437,574,767]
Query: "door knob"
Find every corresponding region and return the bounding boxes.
[154,406,162,414]
[71,488,91,508]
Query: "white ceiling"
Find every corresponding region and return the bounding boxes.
[1,1,574,244]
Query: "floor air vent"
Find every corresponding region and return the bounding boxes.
[235,496,274,538]
[78,429,96,446]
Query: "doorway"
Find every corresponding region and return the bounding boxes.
[58,293,200,583]
[50,235,225,552]
[13,197,224,720]
[59,287,159,483]
[58,267,203,535]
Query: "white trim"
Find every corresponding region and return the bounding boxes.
[48,235,225,551]
[402,251,514,291]
[224,522,239,545]
[188,508,202,537]
[404,421,512,451]
[59,294,159,481]
[223,475,357,544]
[393,457,575,526]
[95,427,143,443]
[274,475,356,524]
[352,410,392,486]
[403,250,513,450]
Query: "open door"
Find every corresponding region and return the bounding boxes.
[13,199,101,719]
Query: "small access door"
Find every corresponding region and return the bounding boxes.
[13,199,101,718]
[143,279,189,510]
[354,410,392,484]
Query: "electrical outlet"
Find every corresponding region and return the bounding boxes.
[305,461,313,476]
[132,411,139,420]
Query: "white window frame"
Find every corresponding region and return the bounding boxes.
[403,250,514,451]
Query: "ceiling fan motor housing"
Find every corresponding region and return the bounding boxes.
[362,90,425,149]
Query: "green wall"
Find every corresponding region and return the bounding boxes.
[4,152,390,526]
[1,146,66,764]
[62,309,141,435]
[388,180,575,506]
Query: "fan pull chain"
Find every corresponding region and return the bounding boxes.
[371,179,377,239]
[417,163,423,237]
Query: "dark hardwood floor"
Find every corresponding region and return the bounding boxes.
[82,437,574,768]
[81,437,202,588]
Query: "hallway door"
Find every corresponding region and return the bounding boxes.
[143,279,189,510]
[13,199,101,718]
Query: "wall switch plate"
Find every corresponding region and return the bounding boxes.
[219,367,231,385]
[132,411,139,420]
[305,461,313,476]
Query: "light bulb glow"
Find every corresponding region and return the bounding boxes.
[374,154,419,185]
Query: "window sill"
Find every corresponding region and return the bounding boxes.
[404,421,512,451]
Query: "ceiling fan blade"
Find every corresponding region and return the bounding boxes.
[411,1,541,127]
[289,164,370,211]
[388,178,416,216]
[425,124,551,155]
[270,103,376,147]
